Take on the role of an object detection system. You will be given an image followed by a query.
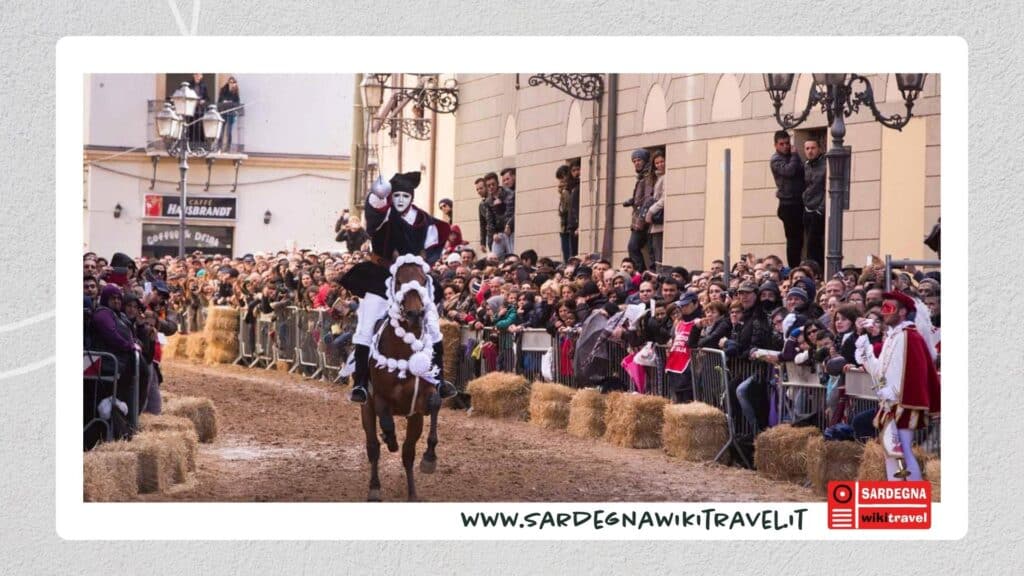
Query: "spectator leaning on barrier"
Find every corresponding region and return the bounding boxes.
[664,292,702,403]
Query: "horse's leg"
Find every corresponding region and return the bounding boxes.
[362,403,382,502]
[376,394,399,453]
[403,414,424,502]
[419,392,441,474]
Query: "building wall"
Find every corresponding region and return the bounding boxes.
[84,154,350,258]
[84,73,354,258]
[450,73,941,271]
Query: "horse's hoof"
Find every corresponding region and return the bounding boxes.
[419,458,436,474]
[386,439,399,453]
[367,489,382,502]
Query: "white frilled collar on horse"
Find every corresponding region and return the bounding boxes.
[338,171,454,501]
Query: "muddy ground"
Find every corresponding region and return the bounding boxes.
[148,360,819,503]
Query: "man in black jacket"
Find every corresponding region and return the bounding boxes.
[770,131,805,268]
[802,139,827,270]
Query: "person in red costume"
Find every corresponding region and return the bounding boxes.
[854,290,941,480]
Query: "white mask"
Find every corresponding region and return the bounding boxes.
[392,191,412,213]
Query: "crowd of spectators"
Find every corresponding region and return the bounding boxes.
[85,231,941,450]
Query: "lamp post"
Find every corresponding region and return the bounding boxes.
[156,82,224,257]
[763,73,927,278]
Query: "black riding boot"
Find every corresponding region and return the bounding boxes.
[433,342,458,399]
[349,344,370,404]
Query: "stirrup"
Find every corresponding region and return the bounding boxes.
[437,379,458,400]
[349,385,369,404]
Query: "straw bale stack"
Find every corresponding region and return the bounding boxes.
[203,306,239,365]
[603,392,670,449]
[439,320,460,385]
[164,396,218,443]
[805,436,864,496]
[140,413,200,471]
[83,452,139,502]
[93,430,187,493]
[528,382,575,430]
[753,424,821,483]
[566,388,606,439]
[465,372,531,420]
[926,459,941,502]
[662,402,729,462]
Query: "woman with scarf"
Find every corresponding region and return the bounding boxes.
[644,150,667,268]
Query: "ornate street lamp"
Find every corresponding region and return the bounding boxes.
[763,73,927,277]
[157,82,225,257]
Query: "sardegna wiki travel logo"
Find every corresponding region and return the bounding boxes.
[827,481,932,529]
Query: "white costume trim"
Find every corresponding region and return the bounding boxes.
[368,255,442,384]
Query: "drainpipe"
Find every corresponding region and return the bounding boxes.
[601,74,618,258]
[429,107,438,215]
[350,74,365,217]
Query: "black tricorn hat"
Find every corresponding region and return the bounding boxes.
[389,171,421,194]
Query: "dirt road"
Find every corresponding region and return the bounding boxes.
[151,360,819,503]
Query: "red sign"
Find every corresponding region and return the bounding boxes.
[828,481,931,529]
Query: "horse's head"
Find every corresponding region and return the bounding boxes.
[394,262,429,332]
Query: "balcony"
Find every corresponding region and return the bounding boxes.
[146,99,247,157]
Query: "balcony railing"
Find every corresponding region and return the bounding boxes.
[146,100,246,155]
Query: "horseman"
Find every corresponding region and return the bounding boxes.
[341,171,458,404]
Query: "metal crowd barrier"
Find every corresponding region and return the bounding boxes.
[845,367,941,456]
[778,361,829,430]
[234,308,256,365]
[691,348,752,467]
[318,309,347,382]
[551,329,579,388]
[453,325,480,392]
[292,307,323,379]
[274,306,296,366]
[83,351,120,443]
[83,349,140,441]
[251,313,275,369]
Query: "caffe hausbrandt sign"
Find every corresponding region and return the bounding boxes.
[144,194,237,220]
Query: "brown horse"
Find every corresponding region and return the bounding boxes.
[363,261,442,502]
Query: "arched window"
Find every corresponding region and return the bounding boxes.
[566,101,583,145]
[502,114,517,158]
[710,74,742,122]
[642,83,668,132]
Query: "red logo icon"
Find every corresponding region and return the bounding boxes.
[828,481,931,529]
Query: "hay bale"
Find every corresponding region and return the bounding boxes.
[140,414,199,471]
[204,306,240,332]
[806,436,864,496]
[603,392,670,449]
[466,372,531,419]
[753,424,821,483]
[926,459,941,502]
[83,452,139,502]
[203,327,239,365]
[567,388,606,439]
[94,431,179,493]
[173,334,190,358]
[858,439,934,482]
[164,335,180,360]
[440,320,460,385]
[662,402,729,462]
[164,396,218,443]
[528,382,575,430]
[185,334,208,360]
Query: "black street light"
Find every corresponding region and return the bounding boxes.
[763,73,927,278]
[155,82,225,257]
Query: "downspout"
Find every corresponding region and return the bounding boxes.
[429,108,438,215]
[601,73,618,258]
[350,73,365,217]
